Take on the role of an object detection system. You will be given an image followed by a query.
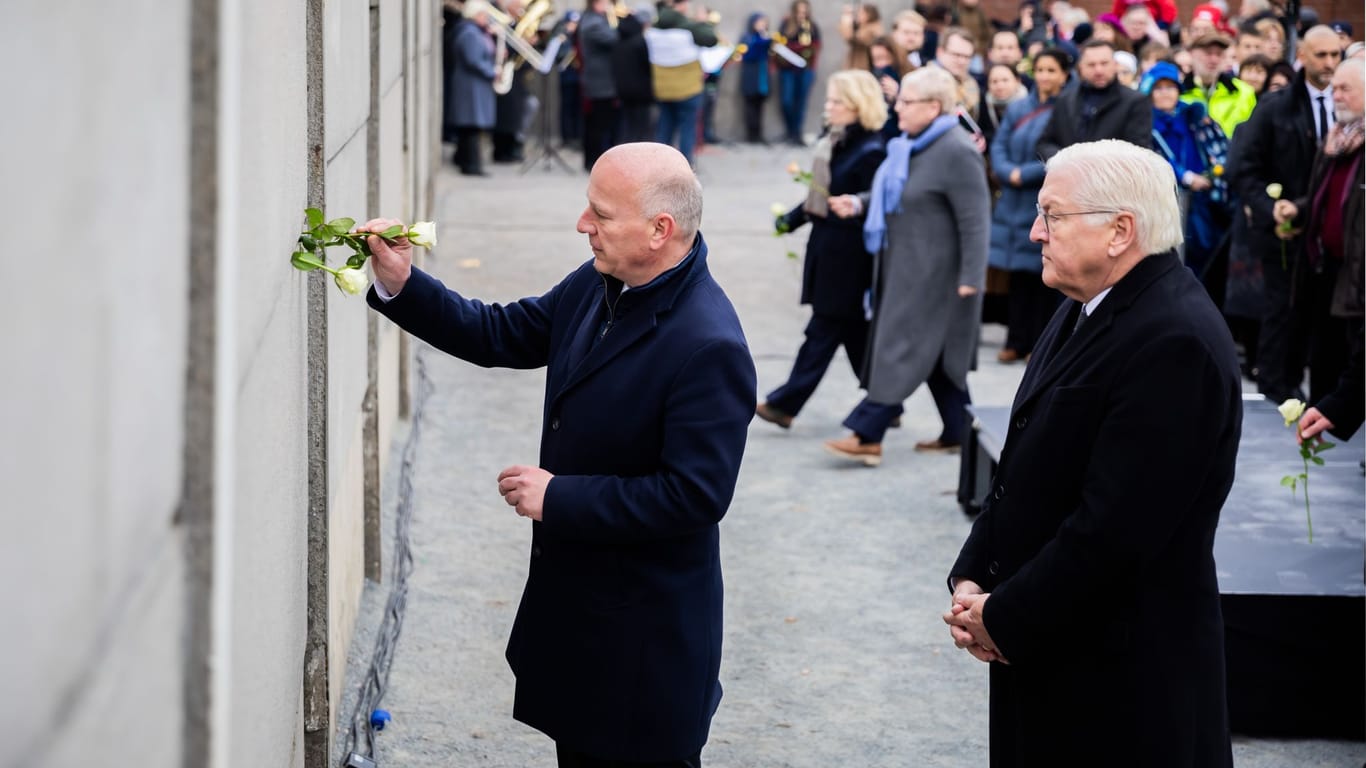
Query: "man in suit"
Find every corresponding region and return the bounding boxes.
[361,142,757,768]
[1229,25,1342,403]
[945,139,1241,767]
[1035,39,1152,159]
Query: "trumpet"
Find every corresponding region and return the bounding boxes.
[488,0,552,94]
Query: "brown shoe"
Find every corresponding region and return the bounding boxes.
[997,348,1021,363]
[756,402,794,429]
[824,434,883,466]
[913,438,961,453]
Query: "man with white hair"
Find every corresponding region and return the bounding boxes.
[945,139,1241,767]
[1277,57,1365,442]
[360,142,756,767]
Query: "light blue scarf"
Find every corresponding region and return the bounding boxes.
[862,115,961,255]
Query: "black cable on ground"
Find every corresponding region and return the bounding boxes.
[343,347,432,766]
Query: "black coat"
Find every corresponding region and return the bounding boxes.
[611,15,654,105]
[1035,79,1151,159]
[779,124,887,317]
[1227,70,1321,256]
[951,252,1241,767]
[369,237,756,762]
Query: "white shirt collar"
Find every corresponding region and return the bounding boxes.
[1082,286,1114,317]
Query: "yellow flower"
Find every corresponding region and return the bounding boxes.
[1266,183,1283,200]
[334,267,369,295]
[1211,164,1224,177]
[406,221,438,248]
[1278,398,1306,426]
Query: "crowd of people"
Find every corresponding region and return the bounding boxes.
[752,1,1364,461]
[439,0,1363,457]
[407,3,1364,766]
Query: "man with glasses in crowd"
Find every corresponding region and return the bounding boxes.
[946,139,1241,767]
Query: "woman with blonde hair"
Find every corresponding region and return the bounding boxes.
[757,71,889,430]
[823,67,991,463]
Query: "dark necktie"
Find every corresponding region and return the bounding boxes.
[1317,95,1330,142]
[1072,306,1089,336]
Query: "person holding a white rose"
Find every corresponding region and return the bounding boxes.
[1270,56,1364,442]
[359,142,755,768]
[757,70,887,431]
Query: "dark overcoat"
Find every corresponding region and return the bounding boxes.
[950,252,1241,767]
[1227,69,1320,258]
[1035,79,1152,160]
[780,123,886,318]
[369,236,756,762]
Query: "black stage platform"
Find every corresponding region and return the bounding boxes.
[958,396,1365,739]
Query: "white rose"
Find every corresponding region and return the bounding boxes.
[1265,183,1283,200]
[770,202,787,216]
[334,267,369,295]
[407,221,438,248]
[1277,398,1306,426]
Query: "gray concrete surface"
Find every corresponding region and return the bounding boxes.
[339,142,1365,767]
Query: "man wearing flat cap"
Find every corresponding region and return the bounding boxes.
[1181,31,1258,137]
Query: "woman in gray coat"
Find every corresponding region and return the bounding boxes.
[824,67,991,466]
[448,0,498,176]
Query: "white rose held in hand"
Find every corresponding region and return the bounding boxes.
[289,207,437,296]
[1278,398,1306,425]
[1277,397,1334,543]
[334,267,369,295]
[407,221,438,248]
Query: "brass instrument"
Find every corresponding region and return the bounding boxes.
[489,0,553,94]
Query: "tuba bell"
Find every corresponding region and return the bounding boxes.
[489,0,553,94]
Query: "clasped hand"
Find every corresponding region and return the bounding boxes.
[943,580,1009,664]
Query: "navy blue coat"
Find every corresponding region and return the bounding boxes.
[369,236,756,761]
[951,252,1240,767]
[780,124,886,318]
[988,92,1054,273]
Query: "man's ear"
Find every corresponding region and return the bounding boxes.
[1109,211,1138,257]
[650,213,677,248]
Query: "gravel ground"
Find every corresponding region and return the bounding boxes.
[335,141,1365,768]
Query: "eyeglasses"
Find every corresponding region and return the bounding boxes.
[1035,204,1120,236]
[896,96,937,107]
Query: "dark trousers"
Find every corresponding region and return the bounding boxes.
[742,95,767,143]
[1004,270,1060,356]
[583,98,620,171]
[1256,247,1309,402]
[842,356,970,444]
[765,312,868,417]
[1302,261,1350,404]
[559,77,583,144]
[556,744,701,768]
[453,126,484,173]
[619,102,654,144]
[778,68,814,143]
